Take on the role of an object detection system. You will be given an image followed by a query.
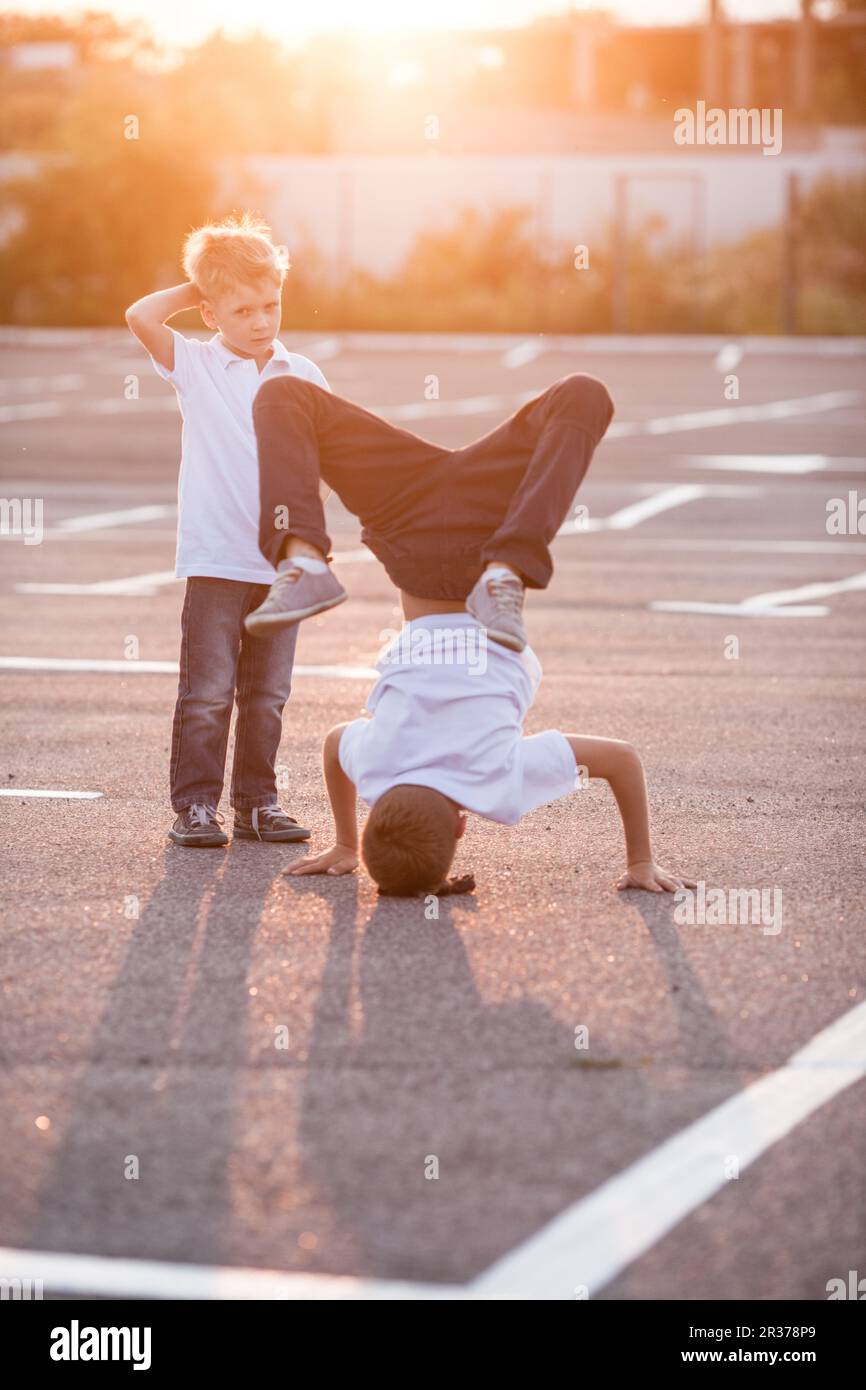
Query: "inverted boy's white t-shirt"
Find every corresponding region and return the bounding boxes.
[338,613,580,825]
[148,328,331,584]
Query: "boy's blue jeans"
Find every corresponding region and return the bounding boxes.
[170,576,299,813]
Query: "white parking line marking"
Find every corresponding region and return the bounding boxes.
[0,374,84,396]
[650,569,866,619]
[503,339,545,368]
[1,531,172,545]
[0,401,63,424]
[331,547,374,563]
[380,394,505,420]
[14,548,375,595]
[89,398,177,414]
[298,337,342,360]
[0,480,176,497]
[742,570,866,609]
[57,505,176,533]
[567,484,706,532]
[609,390,861,439]
[16,570,177,596]
[0,788,103,800]
[687,454,866,474]
[627,538,866,556]
[713,343,743,373]
[651,601,830,617]
[469,1001,866,1300]
[557,484,756,535]
[0,1247,474,1301]
[0,657,378,678]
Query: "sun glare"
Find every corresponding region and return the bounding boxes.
[9,0,804,50]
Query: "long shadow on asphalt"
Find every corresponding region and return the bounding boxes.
[624,893,744,1069]
[290,878,738,1282]
[28,841,279,1265]
[26,854,746,1282]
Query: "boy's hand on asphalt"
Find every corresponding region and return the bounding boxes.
[286,844,359,876]
[615,861,697,894]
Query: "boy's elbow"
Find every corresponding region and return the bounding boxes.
[616,740,641,770]
[323,722,346,761]
[125,301,153,327]
[602,740,640,784]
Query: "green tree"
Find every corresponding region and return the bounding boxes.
[0,117,216,324]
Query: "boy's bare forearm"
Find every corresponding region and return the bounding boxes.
[605,749,653,866]
[565,733,695,893]
[323,727,358,849]
[125,281,200,324]
[565,735,653,865]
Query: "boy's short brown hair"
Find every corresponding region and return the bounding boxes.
[182,211,288,301]
[362,784,459,897]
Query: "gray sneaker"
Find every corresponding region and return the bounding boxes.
[466,569,527,652]
[234,805,312,843]
[169,803,228,848]
[245,564,347,636]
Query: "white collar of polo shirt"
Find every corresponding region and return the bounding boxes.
[209,334,293,371]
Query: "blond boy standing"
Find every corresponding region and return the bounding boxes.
[125,212,327,847]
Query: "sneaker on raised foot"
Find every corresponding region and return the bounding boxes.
[466,567,527,652]
[168,803,228,848]
[245,563,347,636]
[234,805,312,843]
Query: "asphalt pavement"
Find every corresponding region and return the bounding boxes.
[1,330,864,1298]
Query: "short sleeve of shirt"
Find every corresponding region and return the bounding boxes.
[148,327,202,394]
[337,716,369,786]
[517,730,581,818]
[287,353,332,394]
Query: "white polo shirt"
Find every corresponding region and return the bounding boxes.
[338,612,580,825]
[148,328,331,584]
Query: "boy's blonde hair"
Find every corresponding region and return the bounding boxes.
[182,211,288,301]
[362,785,459,897]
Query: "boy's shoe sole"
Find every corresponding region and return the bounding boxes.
[465,610,527,653]
[233,825,312,843]
[167,828,228,848]
[465,573,527,652]
[481,626,526,653]
[244,590,347,636]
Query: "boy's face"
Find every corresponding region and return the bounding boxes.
[200,275,282,357]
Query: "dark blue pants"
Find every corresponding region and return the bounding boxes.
[252,372,614,601]
[170,577,299,812]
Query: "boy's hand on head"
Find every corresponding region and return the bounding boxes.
[615,861,697,894]
[285,843,359,877]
